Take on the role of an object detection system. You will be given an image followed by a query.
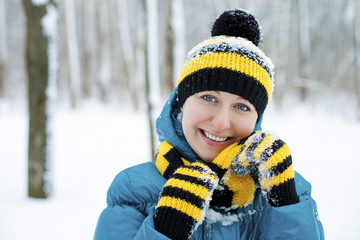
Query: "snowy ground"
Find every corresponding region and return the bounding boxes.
[1,100,360,240]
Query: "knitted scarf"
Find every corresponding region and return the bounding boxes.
[155,140,257,209]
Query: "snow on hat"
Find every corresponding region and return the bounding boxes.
[177,9,274,120]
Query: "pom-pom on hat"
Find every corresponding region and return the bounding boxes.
[177,9,274,120]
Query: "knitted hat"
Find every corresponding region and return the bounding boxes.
[177,9,274,119]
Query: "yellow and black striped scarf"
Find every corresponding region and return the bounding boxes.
[155,141,257,209]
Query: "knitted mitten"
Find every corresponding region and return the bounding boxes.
[154,141,240,240]
[232,131,299,207]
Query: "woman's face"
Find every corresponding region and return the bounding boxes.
[181,91,258,162]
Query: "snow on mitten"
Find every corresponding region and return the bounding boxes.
[232,131,299,207]
[154,141,240,240]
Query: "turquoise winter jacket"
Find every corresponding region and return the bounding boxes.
[94,89,324,239]
[94,162,323,240]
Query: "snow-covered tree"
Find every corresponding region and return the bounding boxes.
[22,0,58,198]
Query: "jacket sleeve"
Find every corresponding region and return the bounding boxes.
[259,172,324,240]
[93,163,170,240]
[94,204,170,240]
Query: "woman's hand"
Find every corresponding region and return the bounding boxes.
[232,131,299,207]
[154,141,244,240]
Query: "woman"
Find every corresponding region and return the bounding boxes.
[94,9,324,240]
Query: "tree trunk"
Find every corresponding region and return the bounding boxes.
[142,0,158,160]
[163,0,175,95]
[79,0,97,98]
[298,0,311,100]
[275,0,291,103]
[23,0,50,199]
[96,0,112,102]
[171,0,186,89]
[63,0,81,108]
[117,0,138,107]
[353,0,360,110]
[147,0,161,106]
[0,0,7,98]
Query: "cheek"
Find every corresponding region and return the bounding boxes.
[182,105,209,129]
[233,117,257,139]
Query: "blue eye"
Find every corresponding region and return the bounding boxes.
[202,95,216,102]
[235,104,250,111]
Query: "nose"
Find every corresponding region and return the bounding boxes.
[210,107,231,131]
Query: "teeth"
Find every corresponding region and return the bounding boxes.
[204,131,228,142]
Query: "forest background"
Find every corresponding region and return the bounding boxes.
[1,0,360,113]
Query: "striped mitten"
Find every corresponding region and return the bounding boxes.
[232,131,299,207]
[154,141,240,240]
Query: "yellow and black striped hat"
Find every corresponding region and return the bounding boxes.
[177,9,274,119]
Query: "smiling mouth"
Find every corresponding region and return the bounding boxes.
[202,130,230,142]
